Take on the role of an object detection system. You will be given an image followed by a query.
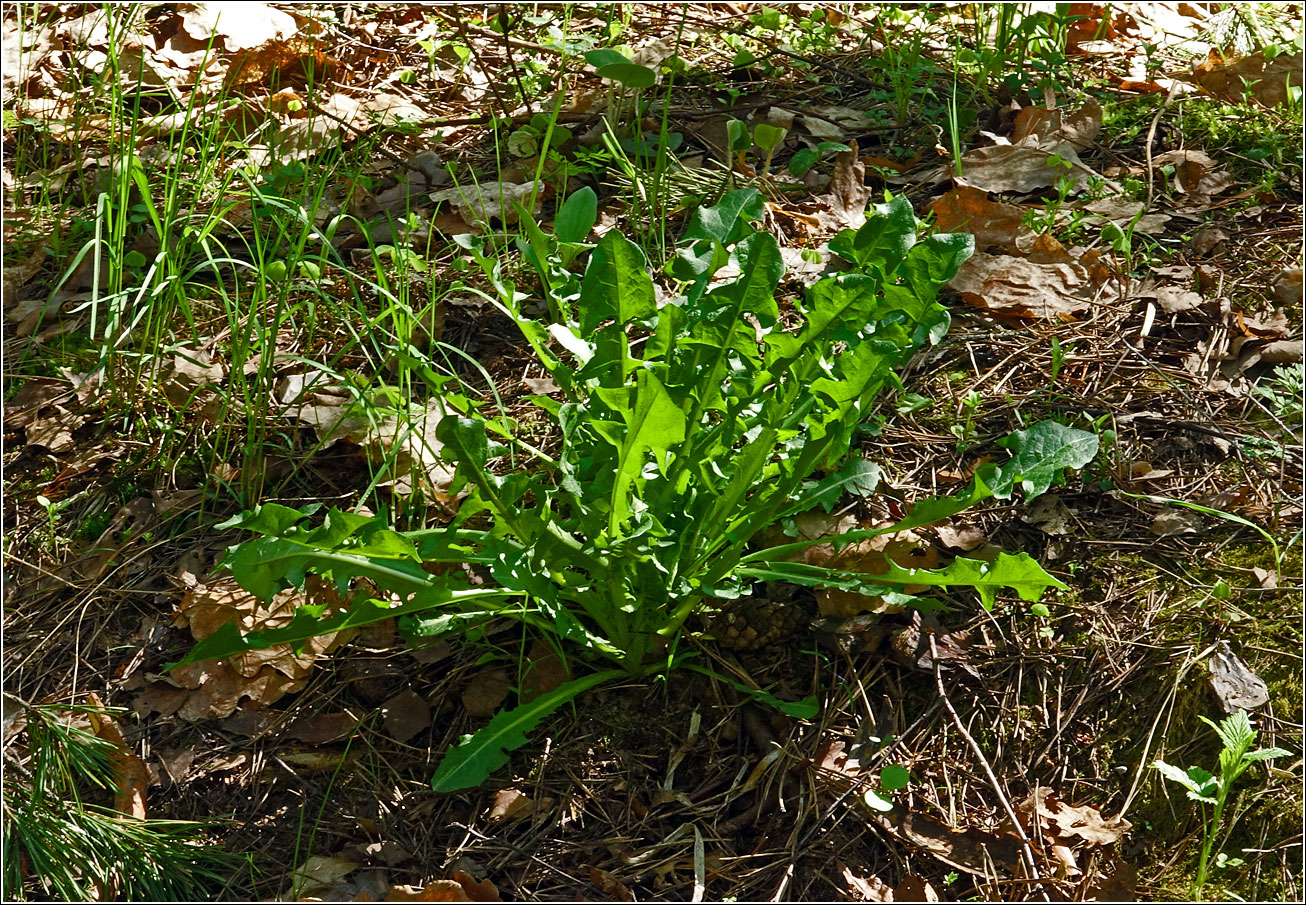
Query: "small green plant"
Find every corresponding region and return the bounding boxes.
[1152,709,1292,901]
[951,389,982,450]
[176,190,1098,792]
[787,140,852,177]
[862,764,912,812]
[1251,362,1304,435]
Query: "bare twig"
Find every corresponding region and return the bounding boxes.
[930,635,1050,901]
[1144,81,1182,209]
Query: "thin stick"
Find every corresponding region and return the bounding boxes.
[930,635,1050,900]
[1144,81,1182,209]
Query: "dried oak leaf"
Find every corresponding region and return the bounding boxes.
[381,689,431,743]
[1208,641,1270,714]
[948,251,1116,322]
[1187,48,1304,108]
[141,575,352,720]
[928,185,1036,254]
[1017,786,1131,846]
[806,530,939,618]
[85,692,150,820]
[461,669,511,718]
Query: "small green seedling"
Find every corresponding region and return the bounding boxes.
[863,764,912,812]
[1152,709,1292,901]
[751,122,788,175]
[788,141,852,177]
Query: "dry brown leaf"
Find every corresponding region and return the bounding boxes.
[287,710,362,745]
[1187,48,1304,108]
[1018,786,1131,847]
[812,140,869,230]
[520,639,570,703]
[429,181,544,229]
[85,693,150,820]
[1208,641,1270,714]
[806,530,939,618]
[141,575,351,720]
[958,142,1094,194]
[180,3,298,53]
[841,866,895,902]
[461,669,511,718]
[928,185,1035,254]
[381,689,431,743]
[948,252,1113,322]
[487,787,539,822]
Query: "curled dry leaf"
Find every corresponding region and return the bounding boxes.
[1017,786,1131,847]
[381,689,432,743]
[1208,641,1270,714]
[948,248,1117,322]
[84,692,150,820]
[136,575,352,720]
[1187,48,1305,108]
[928,185,1036,254]
[806,529,939,618]
[429,181,544,229]
[461,668,511,718]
